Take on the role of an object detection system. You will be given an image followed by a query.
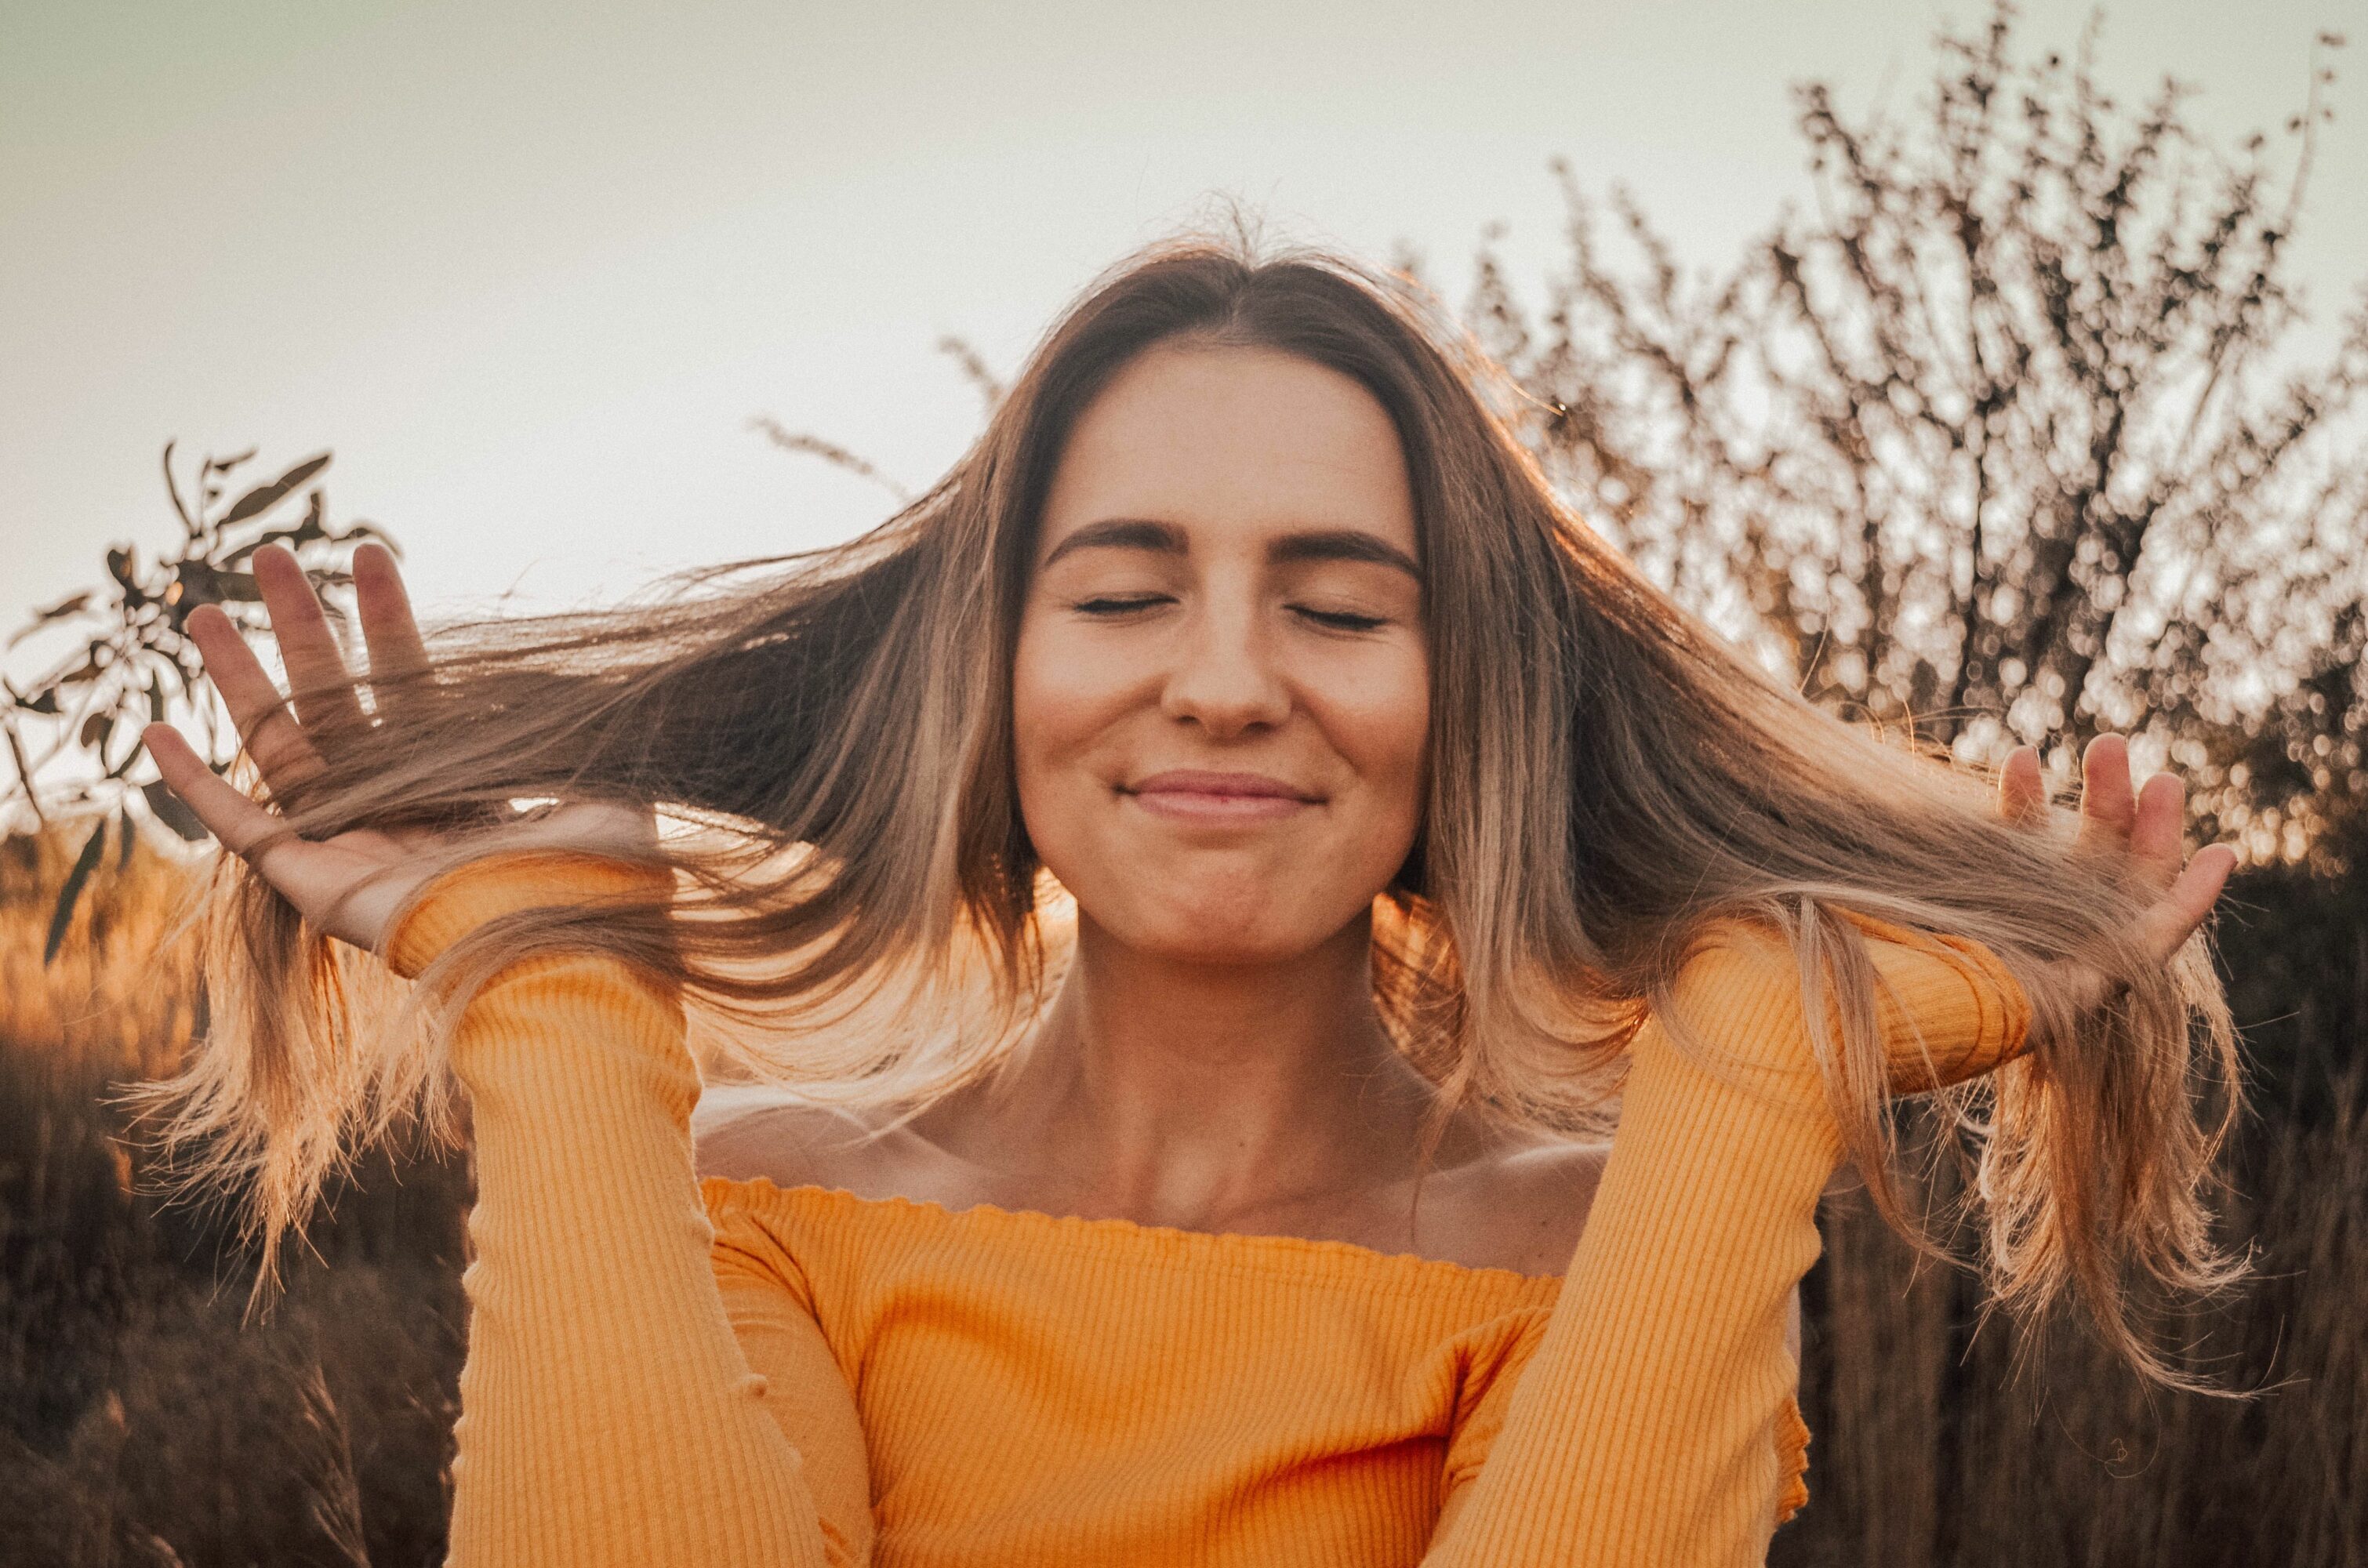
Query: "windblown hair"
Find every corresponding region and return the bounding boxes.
[153,234,2243,1387]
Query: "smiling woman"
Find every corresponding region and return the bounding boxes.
[141,236,2239,1566]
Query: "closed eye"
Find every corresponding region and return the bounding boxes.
[1292,605,1389,633]
[1073,594,1175,616]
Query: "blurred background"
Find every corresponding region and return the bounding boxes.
[3,1,2363,1563]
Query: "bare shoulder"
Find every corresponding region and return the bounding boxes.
[1420,1133,1611,1277]
[692,1084,883,1190]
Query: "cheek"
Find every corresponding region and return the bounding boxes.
[1009,615,1129,826]
[1314,648,1430,831]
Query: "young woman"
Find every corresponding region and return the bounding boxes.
[143,240,2240,1566]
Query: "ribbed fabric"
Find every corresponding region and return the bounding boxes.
[385,851,2031,1567]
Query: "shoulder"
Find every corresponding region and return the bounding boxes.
[1421,1134,1611,1277]
[692,1084,882,1190]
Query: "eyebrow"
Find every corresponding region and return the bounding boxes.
[1041,517,1421,579]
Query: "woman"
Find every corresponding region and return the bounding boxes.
[143,239,2240,1566]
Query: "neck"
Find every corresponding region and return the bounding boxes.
[964,909,1436,1228]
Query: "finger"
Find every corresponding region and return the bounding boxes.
[353,541,432,702]
[2128,771,2188,892]
[1999,745,2047,826]
[2131,844,2237,963]
[252,544,366,731]
[2076,732,2137,855]
[142,722,301,869]
[185,603,325,790]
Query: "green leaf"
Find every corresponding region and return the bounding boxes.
[217,452,331,528]
[141,779,209,841]
[44,819,107,964]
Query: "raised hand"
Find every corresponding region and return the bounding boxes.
[142,542,652,954]
[1997,731,2237,1013]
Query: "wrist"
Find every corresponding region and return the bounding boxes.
[381,848,676,980]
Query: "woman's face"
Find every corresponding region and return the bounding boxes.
[1013,341,1428,964]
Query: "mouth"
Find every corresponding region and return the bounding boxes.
[1120,769,1323,822]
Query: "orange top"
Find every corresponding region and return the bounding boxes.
[385,851,2030,1567]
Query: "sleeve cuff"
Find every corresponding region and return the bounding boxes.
[380,848,677,980]
[1840,909,2035,1091]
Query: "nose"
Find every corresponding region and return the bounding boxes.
[1160,597,1290,739]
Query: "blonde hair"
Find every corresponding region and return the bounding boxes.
[152,235,2243,1386]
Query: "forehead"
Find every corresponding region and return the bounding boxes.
[1038,343,1416,559]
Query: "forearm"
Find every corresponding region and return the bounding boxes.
[392,856,841,1568]
[1425,917,2028,1566]
[1422,1018,1836,1566]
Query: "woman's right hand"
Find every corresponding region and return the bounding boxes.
[143,541,654,956]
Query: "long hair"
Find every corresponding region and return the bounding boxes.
[151,234,2243,1386]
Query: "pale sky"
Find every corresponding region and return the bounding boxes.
[5,0,2361,650]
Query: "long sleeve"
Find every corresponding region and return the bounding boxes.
[707,1185,880,1564]
[383,850,864,1568]
[1422,913,2030,1567]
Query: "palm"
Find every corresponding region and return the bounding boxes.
[142,543,648,952]
[1996,732,2236,1012]
[257,822,450,948]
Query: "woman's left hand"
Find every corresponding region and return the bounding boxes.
[1997,731,2237,1014]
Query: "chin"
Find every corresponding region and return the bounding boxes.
[1087,884,1362,968]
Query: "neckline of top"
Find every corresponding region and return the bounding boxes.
[703,1175,1568,1296]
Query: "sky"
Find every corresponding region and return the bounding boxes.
[4,0,2362,655]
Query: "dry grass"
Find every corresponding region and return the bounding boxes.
[2,828,467,1568]
[2,822,2361,1566]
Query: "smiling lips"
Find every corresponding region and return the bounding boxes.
[1123,769,1322,822]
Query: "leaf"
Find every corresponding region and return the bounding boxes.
[104,720,143,779]
[34,590,94,619]
[141,779,210,841]
[6,592,93,648]
[222,500,329,566]
[44,819,107,964]
[46,654,105,690]
[167,560,261,612]
[217,452,331,528]
[162,441,201,539]
[330,521,398,553]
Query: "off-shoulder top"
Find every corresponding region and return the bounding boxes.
[383,851,2032,1566]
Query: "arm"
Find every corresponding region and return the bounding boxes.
[137,548,870,1563]
[387,851,866,1568]
[1423,916,2030,1567]
[706,1183,878,1563]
